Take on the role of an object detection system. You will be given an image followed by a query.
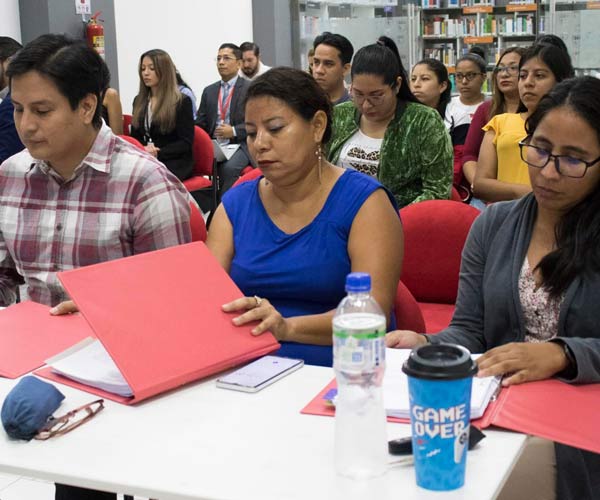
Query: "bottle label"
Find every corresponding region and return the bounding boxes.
[333,325,385,373]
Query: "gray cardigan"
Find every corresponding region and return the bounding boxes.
[429,194,600,498]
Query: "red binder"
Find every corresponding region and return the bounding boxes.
[36,242,280,404]
[0,301,92,378]
[302,378,600,453]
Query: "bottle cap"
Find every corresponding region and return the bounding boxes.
[345,272,371,292]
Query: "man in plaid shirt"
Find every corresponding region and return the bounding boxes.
[2,34,191,500]
[1,34,191,317]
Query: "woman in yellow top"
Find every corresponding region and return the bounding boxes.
[473,43,573,202]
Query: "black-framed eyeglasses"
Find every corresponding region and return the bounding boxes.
[34,399,105,440]
[519,141,600,178]
[493,65,519,76]
[455,72,485,82]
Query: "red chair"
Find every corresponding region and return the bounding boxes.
[394,280,426,333]
[232,167,262,187]
[189,202,207,242]
[122,114,132,136]
[118,135,144,150]
[183,126,218,224]
[399,200,480,333]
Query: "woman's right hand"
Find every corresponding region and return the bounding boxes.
[222,296,291,341]
[385,330,428,349]
[145,143,159,157]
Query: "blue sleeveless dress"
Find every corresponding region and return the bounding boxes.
[222,169,397,366]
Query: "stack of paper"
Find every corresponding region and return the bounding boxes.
[383,349,500,420]
[324,349,500,420]
[49,339,133,397]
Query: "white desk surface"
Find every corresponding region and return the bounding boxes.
[0,365,527,500]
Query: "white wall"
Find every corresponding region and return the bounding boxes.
[114,0,253,114]
[0,0,22,42]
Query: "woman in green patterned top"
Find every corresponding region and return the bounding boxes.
[327,37,453,208]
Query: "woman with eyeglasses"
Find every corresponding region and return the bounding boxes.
[443,54,487,196]
[386,76,600,500]
[327,36,452,208]
[461,47,526,203]
[131,49,194,181]
[473,43,574,202]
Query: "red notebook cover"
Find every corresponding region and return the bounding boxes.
[477,379,600,454]
[302,378,600,453]
[0,301,92,378]
[36,242,280,404]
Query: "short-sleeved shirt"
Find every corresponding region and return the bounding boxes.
[0,124,191,306]
[483,113,530,185]
[222,169,397,366]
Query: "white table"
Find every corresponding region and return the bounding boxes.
[0,366,527,500]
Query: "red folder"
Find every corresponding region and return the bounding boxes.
[302,378,600,453]
[0,301,92,378]
[36,242,279,404]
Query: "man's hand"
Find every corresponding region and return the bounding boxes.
[215,123,234,139]
[50,300,78,315]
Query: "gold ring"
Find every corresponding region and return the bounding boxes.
[254,295,263,308]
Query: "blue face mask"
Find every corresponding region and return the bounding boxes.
[1,376,64,440]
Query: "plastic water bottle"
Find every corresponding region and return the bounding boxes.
[333,272,388,479]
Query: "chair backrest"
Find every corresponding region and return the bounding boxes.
[400,200,480,304]
[189,202,207,242]
[122,114,133,136]
[394,280,426,333]
[232,167,262,187]
[118,135,145,151]
[192,126,215,177]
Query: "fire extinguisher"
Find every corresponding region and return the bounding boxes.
[86,11,105,60]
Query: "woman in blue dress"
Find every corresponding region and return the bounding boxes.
[207,67,403,366]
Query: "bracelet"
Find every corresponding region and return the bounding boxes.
[562,341,576,369]
[420,334,431,345]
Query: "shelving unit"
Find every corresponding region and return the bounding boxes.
[420,0,540,90]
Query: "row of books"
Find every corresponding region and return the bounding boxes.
[422,0,535,7]
[423,13,535,36]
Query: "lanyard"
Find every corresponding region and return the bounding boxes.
[217,84,235,122]
[144,100,153,143]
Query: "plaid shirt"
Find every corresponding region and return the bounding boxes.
[0,124,191,306]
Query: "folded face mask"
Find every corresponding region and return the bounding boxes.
[1,376,65,440]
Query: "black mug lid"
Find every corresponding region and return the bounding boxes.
[402,343,478,380]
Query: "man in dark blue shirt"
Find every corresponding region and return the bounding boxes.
[0,92,24,164]
[0,37,23,164]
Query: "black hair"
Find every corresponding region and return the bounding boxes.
[517,42,574,113]
[456,53,487,73]
[246,67,332,144]
[351,40,419,104]
[175,70,190,89]
[240,42,259,57]
[218,43,242,60]
[413,58,452,117]
[535,34,569,56]
[313,32,354,65]
[525,77,600,298]
[0,36,22,62]
[6,33,109,129]
[468,46,485,60]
